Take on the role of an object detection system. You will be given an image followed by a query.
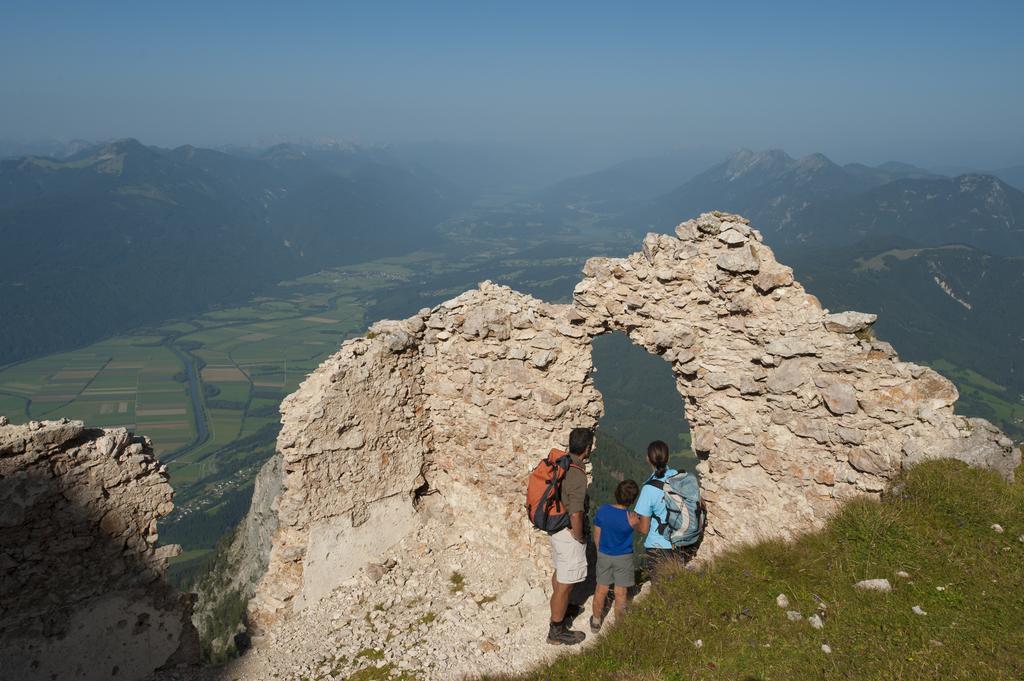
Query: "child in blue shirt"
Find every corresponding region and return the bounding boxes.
[590,479,640,632]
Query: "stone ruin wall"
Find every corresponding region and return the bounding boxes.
[572,212,1019,554]
[251,285,601,628]
[0,418,197,681]
[250,211,1019,626]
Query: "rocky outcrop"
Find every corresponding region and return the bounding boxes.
[232,212,1017,679]
[0,417,198,681]
[190,454,281,660]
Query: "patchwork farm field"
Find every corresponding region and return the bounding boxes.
[0,337,196,454]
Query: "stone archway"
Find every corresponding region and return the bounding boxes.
[572,212,1018,554]
[247,212,1018,655]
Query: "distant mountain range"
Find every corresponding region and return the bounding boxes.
[0,139,463,363]
[3,137,1022,392]
[646,149,941,233]
[462,147,1024,260]
[631,149,1023,256]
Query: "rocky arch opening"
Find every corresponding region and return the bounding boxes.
[590,331,697,503]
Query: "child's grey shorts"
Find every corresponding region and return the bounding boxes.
[596,551,635,587]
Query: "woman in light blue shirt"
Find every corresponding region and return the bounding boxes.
[634,440,685,580]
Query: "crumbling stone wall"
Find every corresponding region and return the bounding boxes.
[0,418,197,681]
[251,283,601,627]
[572,212,1019,553]
[250,212,1018,630]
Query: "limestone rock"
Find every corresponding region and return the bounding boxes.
[824,311,877,334]
[903,417,1019,481]
[820,381,858,415]
[854,579,892,592]
[848,448,891,476]
[0,419,196,680]
[753,264,794,293]
[767,361,806,394]
[766,338,818,358]
[716,245,760,273]
[718,228,748,245]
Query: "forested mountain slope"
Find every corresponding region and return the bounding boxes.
[0,139,463,363]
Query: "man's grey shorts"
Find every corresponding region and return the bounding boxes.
[549,528,588,584]
[596,551,635,587]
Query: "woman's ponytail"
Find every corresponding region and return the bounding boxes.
[647,440,670,478]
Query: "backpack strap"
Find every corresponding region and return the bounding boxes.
[642,475,671,535]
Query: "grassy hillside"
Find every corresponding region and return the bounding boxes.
[491,459,1023,681]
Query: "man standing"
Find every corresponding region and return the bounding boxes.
[547,427,594,645]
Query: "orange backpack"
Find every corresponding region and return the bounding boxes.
[525,448,585,534]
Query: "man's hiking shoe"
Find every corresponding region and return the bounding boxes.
[547,621,586,646]
[589,616,603,633]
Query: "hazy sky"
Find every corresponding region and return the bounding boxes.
[2,1,1023,170]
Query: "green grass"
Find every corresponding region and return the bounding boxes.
[491,460,1024,681]
[356,648,386,661]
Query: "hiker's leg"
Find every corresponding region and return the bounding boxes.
[613,586,629,618]
[550,577,572,623]
[592,583,610,621]
[546,529,587,645]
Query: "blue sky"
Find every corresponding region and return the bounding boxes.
[2,1,1022,169]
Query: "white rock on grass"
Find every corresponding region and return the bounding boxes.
[808,614,824,629]
[895,570,910,579]
[854,578,892,592]
[776,593,790,609]
[821,643,832,654]
[786,610,803,622]
[693,639,703,649]
[912,605,928,616]
[991,523,1004,533]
